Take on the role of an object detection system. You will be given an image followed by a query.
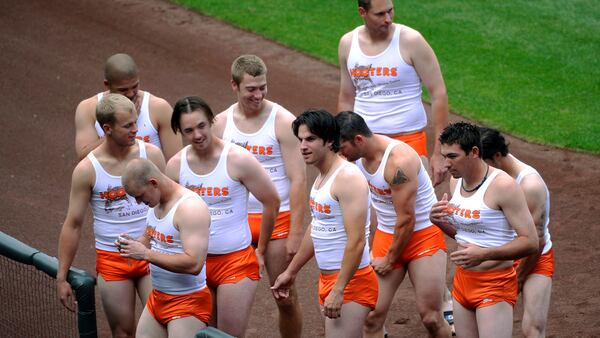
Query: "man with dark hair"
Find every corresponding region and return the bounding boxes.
[75,53,181,160]
[119,158,211,337]
[336,111,451,338]
[273,109,378,338]
[168,96,280,338]
[57,93,167,337]
[480,127,554,338]
[213,55,306,337]
[337,0,449,186]
[430,122,539,338]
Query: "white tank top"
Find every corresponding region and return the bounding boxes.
[310,163,370,270]
[356,141,437,233]
[179,143,251,254]
[347,24,427,134]
[222,103,290,213]
[516,166,552,254]
[147,193,207,294]
[449,170,516,248]
[95,91,162,150]
[88,140,148,251]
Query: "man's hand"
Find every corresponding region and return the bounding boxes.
[430,193,451,226]
[450,243,485,269]
[57,280,77,312]
[430,152,447,187]
[255,249,266,279]
[271,270,295,300]
[370,256,393,276]
[323,288,344,319]
[118,235,149,261]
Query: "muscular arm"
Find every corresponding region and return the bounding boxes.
[165,152,182,183]
[330,167,370,298]
[56,161,94,310]
[123,198,210,274]
[382,151,419,266]
[276,110,307,258]
[481,174,539,261]
[336,33,356,114]
[150,97,182,161]
[231,148,280,255]
[405,28,449,185]
[146,143,167,173]
[74,99,103,160]
[515,176,548,279]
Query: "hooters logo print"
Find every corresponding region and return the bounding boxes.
[310,199,331,215]
[99,185,129,212]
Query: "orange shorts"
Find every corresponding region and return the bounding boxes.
[390,130,428,157]
[248,211,290,244]
[319,266,378,310]
[371,226,447,269]
[530,248,554,277]
[95,249,149,281]
[452,266,517,310]
[146,287,212,325]
[205,246,260,288]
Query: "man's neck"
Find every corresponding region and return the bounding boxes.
[363,134,388,163]
[237,100,268,118]
[316,152,339,176]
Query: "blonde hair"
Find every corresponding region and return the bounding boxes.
[231,54,267,85]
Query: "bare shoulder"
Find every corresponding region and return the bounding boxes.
[212,110,228,137]
[75,95,98,118]
[399,24,425,44]
[519,173,547,199]
[337,163,368,188]
[165,149,183,179]
[148,94,172,112]
[274,105,297,135]
[388,142,420,172]
[72,157,95,185]
[227,142,254,164]
[488,169,521,203]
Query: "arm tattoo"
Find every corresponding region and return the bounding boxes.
[391,168,409,185]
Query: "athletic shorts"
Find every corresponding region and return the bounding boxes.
[390,130,428,157]
[206,246,260,288]
[95,249,149,281]
[147,287,212,325]
[371,226,447,269]
[452,266,517,310]
[318,266,378,310]
[248,211,291,243]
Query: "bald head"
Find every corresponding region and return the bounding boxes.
[96,93,136,127]
[104,53,138,84]
[122,158,162,194]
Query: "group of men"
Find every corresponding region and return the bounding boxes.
[56,1,554,337]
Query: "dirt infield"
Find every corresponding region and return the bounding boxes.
[1,0,599,336]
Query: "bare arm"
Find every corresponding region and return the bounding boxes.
[405,28,449,186]
[211,111,227,138]
[56,161,94,310]
[74,98,103,160]
[146,143,167,173]
[165,151,183,183]
[271,225,315,299]
[150,97,182,161]
[276,109,307,260]
[373,151,419,275]
[336,33,356,114]
[325,166,370,318]
[230,147,280,256]
[121,198,210,274]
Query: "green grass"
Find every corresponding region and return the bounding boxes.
[175,0,600,153]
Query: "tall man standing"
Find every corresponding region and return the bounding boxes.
[429,122,538,338]
[57,94,167,337]
[337,0,449,186]
[272,109,378,338]
[213,54,306,337]
[119,158,212,337]
[480,127,554,338]
[336,111,451,337]
[75,53,181,160]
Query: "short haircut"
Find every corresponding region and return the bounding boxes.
[104,53,138,84]
[96,93,135,127]
[231,54,267,85]
[122,158,160,193]
[479,127,509,160]
[358,0,371,10]
[335,111,373,142]
[171,96,215,133]
[292,109,340,153]
[439,122,482,156]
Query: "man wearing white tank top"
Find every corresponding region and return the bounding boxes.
[272,109,378,338]
[213,55,306,338]
[337,0,449,187]
[74,53,181,161]
[480,127,554,338]
[118,158,211,337]
[336,111,451,338]
[57,94,167,337]
[429,122,538,338]
[167,96,280,338]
